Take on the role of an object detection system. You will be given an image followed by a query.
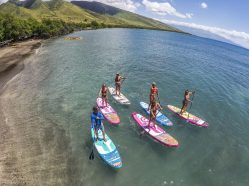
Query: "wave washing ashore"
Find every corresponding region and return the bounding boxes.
[0,29,248,186]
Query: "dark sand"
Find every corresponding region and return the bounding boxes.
[0,40,42,91]
[0,40,42,185]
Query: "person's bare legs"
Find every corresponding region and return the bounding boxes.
[180,104,187,115]
[104,97,108,107]
[94,128,99,141]
[115,84,118,95]
[102,97,105,107]
[117,85,121,96]
[102,130,107,142]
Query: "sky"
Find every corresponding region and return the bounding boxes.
[1,0,249,49]
[88,0,249,49]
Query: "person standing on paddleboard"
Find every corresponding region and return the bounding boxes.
[115,73,125,96]
[180,90,194,115]
[100,84,108,107]
[91,106,107,142]
[148,82,159,110]
[148,100,162,127]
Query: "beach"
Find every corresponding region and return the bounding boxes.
[0,39,42,185]
[0,40,42,91]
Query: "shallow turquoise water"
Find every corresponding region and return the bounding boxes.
[7,29,249,185]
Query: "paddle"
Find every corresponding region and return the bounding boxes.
[89,125,96,160]
[157,92,161,105]
[121,76,127,85]
[188,91,195,118]
[89,115,101,160]
[89,144,94,160]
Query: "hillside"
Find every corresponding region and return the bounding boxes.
[0,0,183,32]
[0,0,185,43]
[71,1,182,32]
[0,0,101,23]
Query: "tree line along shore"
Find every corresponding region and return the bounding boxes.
[0,13,121,47]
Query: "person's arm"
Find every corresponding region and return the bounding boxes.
[187,98,192,102]
[98,112,104,121]
[186,93,192,102]
[91,114,96,128]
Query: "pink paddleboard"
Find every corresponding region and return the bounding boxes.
[167,105,208,128]
[132,112,179,147]
[96,98,120,124]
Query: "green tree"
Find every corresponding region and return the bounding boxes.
[0,14,5,41]
[91,20,99,28]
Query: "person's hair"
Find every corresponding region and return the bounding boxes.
[185,90,189,95]
[93,106,98,112]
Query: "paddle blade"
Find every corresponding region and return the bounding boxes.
[89,150,94,160]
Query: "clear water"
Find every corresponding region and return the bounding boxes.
[2,29,249,185]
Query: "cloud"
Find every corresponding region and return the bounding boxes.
[186,13,193,19]
[142,0,193,19]
[0,0,8,4]
[201,2,208,9]
[161,19,249,49]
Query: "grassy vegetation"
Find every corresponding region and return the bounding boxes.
[0,13,107,42]
[0,0,184,43]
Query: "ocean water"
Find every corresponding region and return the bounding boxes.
[2,28,249,186]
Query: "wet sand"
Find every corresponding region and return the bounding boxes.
[0,40,42,185]
[0,40,42,91]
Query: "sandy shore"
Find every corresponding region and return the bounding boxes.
[0,40,42,92]
[0,40,42,185]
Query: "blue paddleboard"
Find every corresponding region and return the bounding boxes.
[91,127,122,168]
[140,102,173,126]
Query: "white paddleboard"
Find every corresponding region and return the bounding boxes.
[108,87,130,105]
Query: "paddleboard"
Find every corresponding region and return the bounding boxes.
[96,98,120,124]
[108,87,130,105]
[132,112,179,147]
[140,102,173,126]
[167,105,208,127]
[91,127,122,168]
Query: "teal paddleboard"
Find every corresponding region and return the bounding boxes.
[91,127,122,168]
